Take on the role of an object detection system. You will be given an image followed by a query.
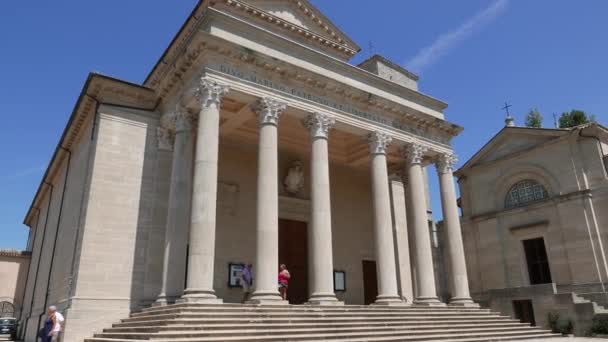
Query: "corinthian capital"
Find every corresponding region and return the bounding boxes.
[195,78,230,108]
[402,142,429,165]
[436,153,458,174]
[368,131,392,155]
[174,109,195,132]
[304,112,335,139]
[160,106,195,132]
[256,97,287,126]
[156,126,174,151]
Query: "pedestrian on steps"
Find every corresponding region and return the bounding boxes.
[278,264,290,301]
[240,263,254,303]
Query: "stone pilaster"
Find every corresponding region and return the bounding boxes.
[303,113,342,305]
[403,143,443,305]
[436,153,477,307]
[249,97,288,304]
[368,132,403,305]
[181,78,229,303]
[156,108,195,305]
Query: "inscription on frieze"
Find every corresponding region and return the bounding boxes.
[210,63,450,145]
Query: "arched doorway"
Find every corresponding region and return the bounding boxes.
[0,301,15,317]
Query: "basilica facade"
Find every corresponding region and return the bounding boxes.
[18,1,472,341]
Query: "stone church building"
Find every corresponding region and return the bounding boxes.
[15,1,559,341]
[456,122,608,334]
[0,249,30,318]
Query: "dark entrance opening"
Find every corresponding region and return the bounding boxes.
[523,237,552,285]
[362,260,378,305]
[279,219,308,304]
[513,299,536,326]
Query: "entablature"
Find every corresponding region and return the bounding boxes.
[154,33,461,147]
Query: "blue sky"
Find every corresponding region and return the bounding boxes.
[0,1,606,250]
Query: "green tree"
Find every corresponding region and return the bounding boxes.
[558,109,593,128]
[525,108,543,128]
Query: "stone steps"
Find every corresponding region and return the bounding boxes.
[107,321,528,332]
[86,330,559,342]
[123,311,505,322]
[97,325,541,338]
[85,303,560,342]
[136,304,489,315]
[112,316,517,327]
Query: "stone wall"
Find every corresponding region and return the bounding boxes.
[21,114,96,341]
[474,284,601,336]
[0,251,30,317]
[61,105,165,342]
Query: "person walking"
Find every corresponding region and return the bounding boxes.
[40,312,53,342]
[240,263,253,303]
[48,306,64,342]
[278,264,291,301]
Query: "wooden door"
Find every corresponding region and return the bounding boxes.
[513,299,536,326]
[362,260,378,305]
[279,219,308,304]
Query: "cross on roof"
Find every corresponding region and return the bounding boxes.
[501,102,512,117]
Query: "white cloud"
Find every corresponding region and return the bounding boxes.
[405,0,509,74]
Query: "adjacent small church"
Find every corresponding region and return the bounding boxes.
[456,121,608,334]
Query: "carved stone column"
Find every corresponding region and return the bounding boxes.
[249,97,288,304]
[303,112,342,305]
[155,108,195,305]
[436,153,477,306]
[403,143,443,305]
[181,78,229,303]
[368,132,403,305]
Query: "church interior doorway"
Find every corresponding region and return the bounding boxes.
[362,260,378,305]
[278,219,308,304]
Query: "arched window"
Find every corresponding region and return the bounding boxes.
[505,180,548,208]
[0,301,14,317]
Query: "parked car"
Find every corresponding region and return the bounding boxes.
[0,317,17,340]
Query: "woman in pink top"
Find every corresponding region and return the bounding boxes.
[278,264,291,301]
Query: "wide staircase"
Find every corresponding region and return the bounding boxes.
[84,303,560,342]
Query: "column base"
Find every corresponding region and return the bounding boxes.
[373,295,407,306]
[413,297,446,306]
[306,293,344,306]
[449,297,479,307]
[152,294,179,307]
[247,291,288,305]
[178,288,222,304]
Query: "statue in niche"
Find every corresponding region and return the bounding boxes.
[284,160,304,195]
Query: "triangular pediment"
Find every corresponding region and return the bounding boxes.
[459,127,569,171]
[219,0,360,60]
